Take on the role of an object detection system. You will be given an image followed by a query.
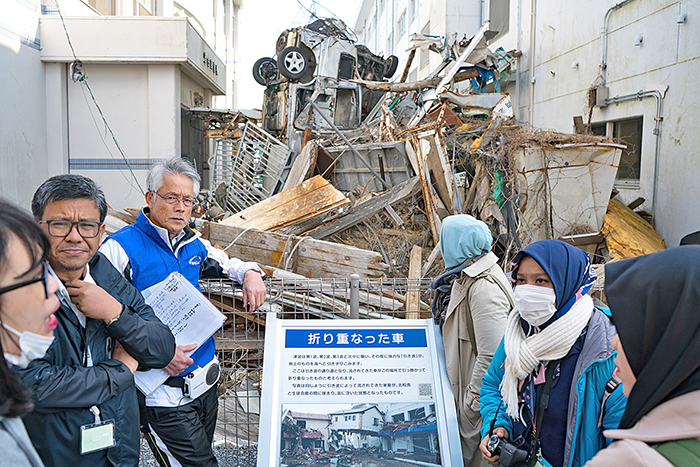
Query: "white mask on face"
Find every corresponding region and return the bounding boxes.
[513,284,557,326]
[2,323,55,369]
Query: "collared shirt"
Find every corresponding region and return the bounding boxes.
[48,263,95,366]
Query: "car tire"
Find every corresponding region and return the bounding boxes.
[384,55,399,78]
[279,46,310,81]
[253,57,277,86]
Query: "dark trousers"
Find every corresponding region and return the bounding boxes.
[144,383,219,467]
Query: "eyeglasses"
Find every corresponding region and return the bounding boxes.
[154,192,195,207]
[0,262,51,299]
[39,220,102,238]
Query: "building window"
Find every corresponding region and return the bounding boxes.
[411,0,419,22]
[408,407,426,420]
[352,415,356,421]
[335,416,339,422]
[297,420,306,428]
[398,11,406,38]
[392,413,405,423]
[488,0,510,43]
[386,33,393,56]
[591,117,643,182]
[374,417,380,426]
[430,404,435,414]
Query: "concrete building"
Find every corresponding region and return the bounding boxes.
[1,0,241,211]
[380,402,438,457]
[354,0,699,247]
[329,403,384,449]
[281,411,331,452]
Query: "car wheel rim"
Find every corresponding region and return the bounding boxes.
[284,52,305,73]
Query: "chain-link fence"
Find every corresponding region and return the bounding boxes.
[139,277,434,467]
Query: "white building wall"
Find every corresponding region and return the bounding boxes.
[0,0,240,211]
[519,0,699,246]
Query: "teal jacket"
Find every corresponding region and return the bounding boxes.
[480,309,627,467]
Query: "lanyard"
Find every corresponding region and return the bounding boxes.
[531,359,560,458]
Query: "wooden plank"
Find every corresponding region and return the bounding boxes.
[282,139,319,191]
[406,136,441,244]
[309,176,421,240]
[421,242,441,277]
[221,175,349,231]
[198,220,388,278]
[384,204,405,228]
[406,245,422,319]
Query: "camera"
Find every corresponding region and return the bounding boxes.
[487,434,529,467]
[184,357,220,399]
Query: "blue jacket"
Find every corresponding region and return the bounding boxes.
[108,210,215,376]
[480,309,627,467]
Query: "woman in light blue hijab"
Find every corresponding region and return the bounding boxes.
[431,214,513,467]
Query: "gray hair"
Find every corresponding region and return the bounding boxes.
[32,174,108,223]
[147,158,201,197]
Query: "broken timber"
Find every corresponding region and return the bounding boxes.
[220,175,349,231]
[351,69,479,93]
[602,197,667,258]
[197,220,388,279]
[309,176,421,240]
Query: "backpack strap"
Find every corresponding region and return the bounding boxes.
[652,438,700,467]
[461,270,514,357]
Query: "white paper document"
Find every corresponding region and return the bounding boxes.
[134,272,226,395]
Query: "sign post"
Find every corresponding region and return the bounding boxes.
[257,315,462,466]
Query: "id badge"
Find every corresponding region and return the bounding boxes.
[80,420,115,454]
[534,455,554,467]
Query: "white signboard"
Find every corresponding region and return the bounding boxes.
[258,316,462,467]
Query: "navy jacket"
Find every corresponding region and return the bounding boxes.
[16,252,175,467]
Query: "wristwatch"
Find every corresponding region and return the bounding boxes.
[107,307,124,327]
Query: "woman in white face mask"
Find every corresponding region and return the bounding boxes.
[478,239,626,467]
[0,199,60,467]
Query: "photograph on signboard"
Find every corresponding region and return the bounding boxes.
[280,402,442,466]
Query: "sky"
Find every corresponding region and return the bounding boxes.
[236,0,362,110]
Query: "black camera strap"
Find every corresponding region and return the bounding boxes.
[530,359,560,460]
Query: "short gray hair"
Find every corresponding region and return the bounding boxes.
[147,158,201,197]
[32,174,108,223]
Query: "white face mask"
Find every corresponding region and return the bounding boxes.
[2,323,55,369]
[513,284,557,326]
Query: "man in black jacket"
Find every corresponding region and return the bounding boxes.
[16,174,176,467]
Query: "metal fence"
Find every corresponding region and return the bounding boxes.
[210,122,293,214]
[139,277,434,466]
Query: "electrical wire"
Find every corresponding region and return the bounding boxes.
[54,0,145,195]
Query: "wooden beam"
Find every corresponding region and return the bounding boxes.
[406,245,422,319]
[198,220,388,278]
[309,176,421,240]
[221,175,349,231]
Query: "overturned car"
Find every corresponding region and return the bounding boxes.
[252,18,398,154]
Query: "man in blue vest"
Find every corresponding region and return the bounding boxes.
[100,158,266,467]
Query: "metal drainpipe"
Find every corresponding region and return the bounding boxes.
[528,0,536,126]
[601,0,637,85]
[606,90,664,224]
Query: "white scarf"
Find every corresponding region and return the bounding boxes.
[500,294,593,420]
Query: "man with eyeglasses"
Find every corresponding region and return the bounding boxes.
[100,157,266,467]
[15,174,176,467]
